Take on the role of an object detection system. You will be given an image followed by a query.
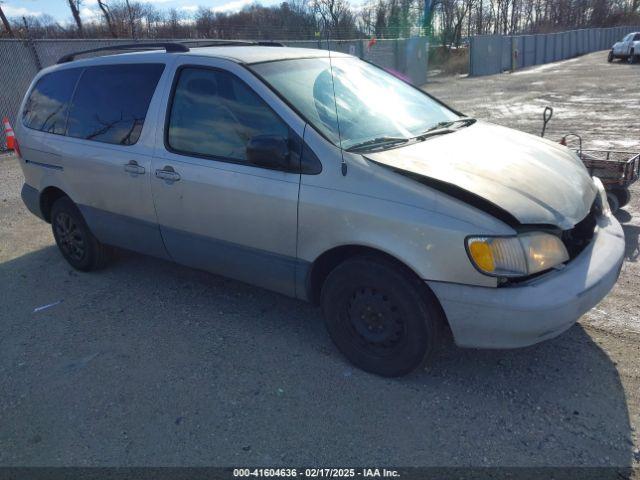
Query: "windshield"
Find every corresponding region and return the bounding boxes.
[251,57,459,151]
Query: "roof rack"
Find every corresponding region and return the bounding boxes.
[183,40,285,48]
[57,42,189,64]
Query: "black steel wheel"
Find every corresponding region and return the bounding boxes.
[321,255,443,377]
[346,286,408,358]
[50,196,110,271]
[612,187,631,209]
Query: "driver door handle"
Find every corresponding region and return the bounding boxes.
[155,166,181,182]
[124,160,145,175]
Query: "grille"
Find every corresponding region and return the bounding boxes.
[561,204,597,260]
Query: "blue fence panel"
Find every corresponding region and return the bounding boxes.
[516,36,525,68]
[554,32,562,61]
[469,35,503,76]
[501,36,511,70]
[469,25,640,76]
[521,35,533,66]
[561,32,569,58]
[535,35,545,64]
[544,33,554,63]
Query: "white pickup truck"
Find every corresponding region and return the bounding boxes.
[608,32,640,63]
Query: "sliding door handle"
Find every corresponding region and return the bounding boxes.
[155,166,181,182]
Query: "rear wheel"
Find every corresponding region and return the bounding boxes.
[321,256,443,377]
[50,196,110,271]
[629,51,638,64]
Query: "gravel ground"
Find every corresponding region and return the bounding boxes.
[0,51,639,471]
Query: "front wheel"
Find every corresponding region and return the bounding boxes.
[51,196,110,271]
[321,256,443,377]
[629,52,638,64]
[607,50,614,63]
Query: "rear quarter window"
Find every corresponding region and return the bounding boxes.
[66,63,164,145]
[22,68,82,135]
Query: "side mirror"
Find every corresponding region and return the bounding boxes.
[246,135,290,170]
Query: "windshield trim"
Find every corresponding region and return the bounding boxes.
[243,57,466,152]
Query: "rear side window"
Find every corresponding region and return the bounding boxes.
[166,67,288,162]
[66,63,164,145]
[23,68,82,135]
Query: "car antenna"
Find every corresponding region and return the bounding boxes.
[324,24,348,176]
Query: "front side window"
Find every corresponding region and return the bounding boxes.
[634,34,640,41]
[167,67,288,162]
[251,57,459,151]
[66,63,164,145]
[23,68,82,135]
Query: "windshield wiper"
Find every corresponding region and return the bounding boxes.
[415,117,477,140]
[433,117,477,130]
[346,136,409,152]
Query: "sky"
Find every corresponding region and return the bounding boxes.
[0,0,284,23]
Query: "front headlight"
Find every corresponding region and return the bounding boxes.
[466,232,569,277]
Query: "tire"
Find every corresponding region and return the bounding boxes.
[606,191,620,214]
[612,187,631,209]
[320,255,443,377]
[607,50,614,63]
[50,196,110,271]
[629,51,638,64]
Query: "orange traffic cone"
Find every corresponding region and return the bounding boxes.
[3,117,15,151]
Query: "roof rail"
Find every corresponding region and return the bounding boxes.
[183,40,285,48]
[256,41,285,47]
[57,42,189,64]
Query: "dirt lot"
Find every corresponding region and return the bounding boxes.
[0,51,639,472]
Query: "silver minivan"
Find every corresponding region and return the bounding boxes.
[16,43,625,376]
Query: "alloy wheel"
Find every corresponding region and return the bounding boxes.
[54,212,86,262]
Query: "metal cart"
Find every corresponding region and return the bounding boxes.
[541,106,639,213]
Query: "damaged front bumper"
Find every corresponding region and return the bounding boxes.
[428,214,625,349]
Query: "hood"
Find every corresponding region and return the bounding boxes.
[365,122,597,229]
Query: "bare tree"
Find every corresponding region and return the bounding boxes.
[67,0,83,36]
[2,0,638,42]
[0,2,13,37]
[0,7,12,37]
[125,0,135,38]
[97,0,117,37]
[313,0,358,38]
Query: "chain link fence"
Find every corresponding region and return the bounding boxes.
[470,25,640,76]
[0,37,429,151]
